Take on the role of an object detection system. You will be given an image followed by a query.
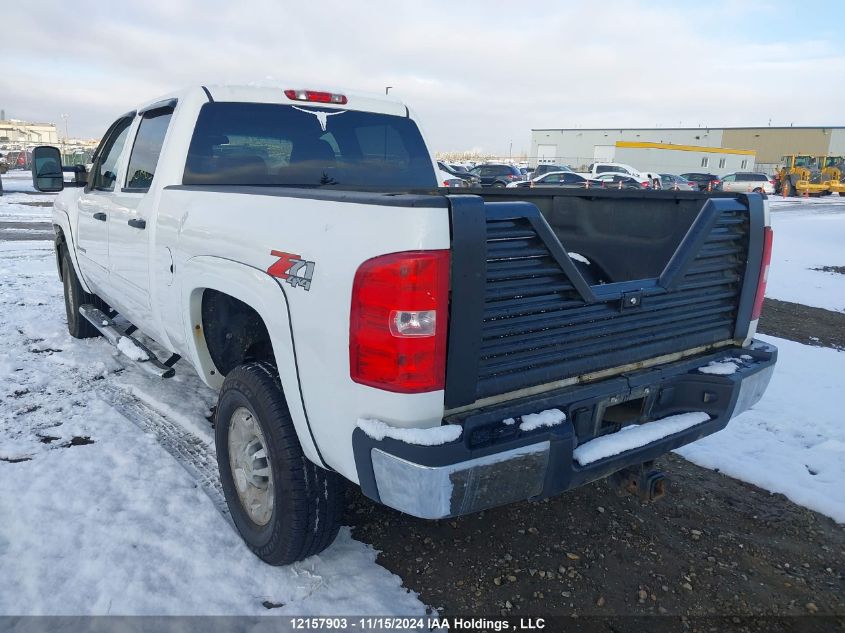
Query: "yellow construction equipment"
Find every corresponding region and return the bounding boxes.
[820,155,845,196]
[776,155,828,196]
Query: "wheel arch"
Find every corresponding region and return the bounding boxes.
[53,211,95,294]
[181,255,325,467]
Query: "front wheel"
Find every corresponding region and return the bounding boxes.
[493,182,506,188]
[62,249,102,339]
[216,362,345,565]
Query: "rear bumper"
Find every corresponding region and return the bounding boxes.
[353,340,776,519]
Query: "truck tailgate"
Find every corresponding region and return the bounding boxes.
[444,191,765,408]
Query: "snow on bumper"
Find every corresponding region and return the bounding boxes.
[353,341,777,519]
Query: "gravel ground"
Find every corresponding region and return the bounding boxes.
[759,298,845,351]
[347,300,845,626]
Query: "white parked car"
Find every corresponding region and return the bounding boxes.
[718,172,774,195]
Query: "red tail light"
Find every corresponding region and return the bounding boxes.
[350,251,450,393]
[284,89,348,104]
[751,227,773,320]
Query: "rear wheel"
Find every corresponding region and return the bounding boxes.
[62,250,102,339]
[493,182,506,188]
[216,362,345,565]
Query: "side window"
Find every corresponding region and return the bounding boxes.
[125,108,174,191]
[91,117,133,192]
[596,165,613,174]
[723,174,735,182]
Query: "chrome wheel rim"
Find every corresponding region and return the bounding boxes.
[228,406,274,526]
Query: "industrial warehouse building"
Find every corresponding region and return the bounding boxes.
[0,118,58,145]
[530,126,845,175]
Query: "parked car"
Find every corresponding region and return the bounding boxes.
[590,173,647,189]
[507,171,590,188]
[718,172,774,195]
[437,161,480,186]
[659,174,697,191]
[680,172,722,191]
[470,163,524,187]
[577,162,660,188]
[438,167,466,188]
[532,164,573,180]
[30,84,776,566]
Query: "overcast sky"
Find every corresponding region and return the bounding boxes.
[2,0,844,155]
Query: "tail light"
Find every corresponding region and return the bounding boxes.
[284,89,348,105]
[750,227,773,320]
[350,251,450,393]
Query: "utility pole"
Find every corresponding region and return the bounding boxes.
[60,113,69,152]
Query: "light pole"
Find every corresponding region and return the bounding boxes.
[385,86,393,95]
[60,113,69,149]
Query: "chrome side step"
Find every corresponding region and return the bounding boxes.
[79,304,175,378]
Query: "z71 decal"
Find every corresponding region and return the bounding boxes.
[267,250,315,291]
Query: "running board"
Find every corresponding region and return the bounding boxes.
[79,304,176,378]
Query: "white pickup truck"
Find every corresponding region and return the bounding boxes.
[577,162,662,188]
[32,85,776,566]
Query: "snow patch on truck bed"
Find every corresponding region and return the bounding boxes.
[357,418,462,446]
[574,412,710,466]
[519,408,566,432]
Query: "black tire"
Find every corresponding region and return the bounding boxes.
[840,192,845,197]
[62,249,101,339]
[493,181,506,188]
[216,362,344,565]
[753,187,763,193]
[782,180,793,197]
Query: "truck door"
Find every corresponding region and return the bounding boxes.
[76,116,133,285]
[108,104,175,323]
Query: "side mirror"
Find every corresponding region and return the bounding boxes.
[31,146,64,192]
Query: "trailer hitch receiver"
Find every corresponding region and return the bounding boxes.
[612,462,667,502]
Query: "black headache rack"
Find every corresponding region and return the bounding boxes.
[444,189,765,409]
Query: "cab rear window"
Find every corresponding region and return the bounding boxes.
[183,102,436,188]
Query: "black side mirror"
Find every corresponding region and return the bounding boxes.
[31,146,64,192]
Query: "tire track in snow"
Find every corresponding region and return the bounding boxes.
[97,385,232,524]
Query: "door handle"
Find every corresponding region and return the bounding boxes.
[128,218,147,230]
[93,212,107,222]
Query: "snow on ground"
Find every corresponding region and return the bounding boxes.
[677,334,845,524]
[0,240,425,615]
[767,198,845,312]
[1,172,55,222]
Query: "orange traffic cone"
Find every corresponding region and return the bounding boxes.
[707,181,712,192]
